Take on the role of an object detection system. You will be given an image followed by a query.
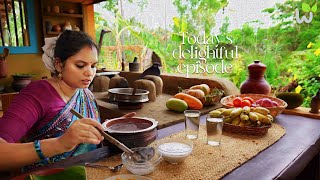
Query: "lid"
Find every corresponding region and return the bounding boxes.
[248,60,266,70]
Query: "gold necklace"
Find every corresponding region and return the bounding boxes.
[56,80,69,102]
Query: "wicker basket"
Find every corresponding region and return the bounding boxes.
[220,94,288,117]
[223,123,271,136]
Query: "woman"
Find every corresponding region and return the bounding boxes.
[0,30,131,171]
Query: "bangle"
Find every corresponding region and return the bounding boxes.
[34,140,46,160]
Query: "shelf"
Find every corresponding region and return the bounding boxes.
[43,13,83,18]
[46,31,61,35]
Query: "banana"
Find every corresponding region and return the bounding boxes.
[221,109,234,116]
[230,108,244,119]
[252,107,270,116]
[253,112,271,125]
[209,110,222,118]
[249,112,259,121]
[215,108,227,112]
[239,121,245,127]
[243,120,253,127]
[240,113,249,121]
[267,114,274,122]
[243,106,251,114]
[256,121,261,126]
[231,117,241,125]
[223,117,233,123]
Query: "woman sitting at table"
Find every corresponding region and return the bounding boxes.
[0,30,134,172]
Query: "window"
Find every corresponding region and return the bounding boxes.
[0,0,38,54]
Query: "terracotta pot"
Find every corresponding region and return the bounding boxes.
[12,75,32,92]
[240,60,271,95]
[102,117,158,148]
[52,25,61,32]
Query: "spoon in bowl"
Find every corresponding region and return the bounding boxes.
[70,108,155,163]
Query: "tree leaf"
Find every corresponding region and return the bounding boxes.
[311,4,317,13]
[302,3,311,12]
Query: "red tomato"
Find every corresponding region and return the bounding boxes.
[243,97,254,104]
[233,97,242,107]
[226,102,234,107]
[241,99,252,107]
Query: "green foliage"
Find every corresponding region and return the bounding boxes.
[94,0,319,107]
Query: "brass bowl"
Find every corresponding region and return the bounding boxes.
[102,117,158,148]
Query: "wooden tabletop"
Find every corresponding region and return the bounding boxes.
[28,114,320,180]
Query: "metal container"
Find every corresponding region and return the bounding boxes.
[108,88,149,103]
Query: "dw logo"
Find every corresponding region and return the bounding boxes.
[295,3,317,24]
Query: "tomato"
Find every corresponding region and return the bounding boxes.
[241,99,252,107]
[233,97,242,107]
[243,97,254,104]
[226,102,234,107]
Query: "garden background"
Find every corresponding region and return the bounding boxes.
[93,0,320,107]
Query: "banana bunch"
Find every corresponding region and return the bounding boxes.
[209,106,273,127]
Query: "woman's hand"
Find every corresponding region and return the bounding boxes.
[56,118,104,152]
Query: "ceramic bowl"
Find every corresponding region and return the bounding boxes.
[157,139,193,164]
[121,147,162,175]
[102,117,158,148]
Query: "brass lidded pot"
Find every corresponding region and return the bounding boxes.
[240,60,271,95]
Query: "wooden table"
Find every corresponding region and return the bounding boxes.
[34,114,320,180]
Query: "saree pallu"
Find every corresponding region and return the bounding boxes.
[23,88,100,171]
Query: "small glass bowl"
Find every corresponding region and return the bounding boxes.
[157,139,193,164]
[121,147,162,175]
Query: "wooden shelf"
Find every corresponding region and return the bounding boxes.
[43,13,83,18]
[46,31,61,35]
[40,0,85,38]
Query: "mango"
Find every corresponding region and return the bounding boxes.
[166,98,188,112]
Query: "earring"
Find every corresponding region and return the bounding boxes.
[58,72,62,79]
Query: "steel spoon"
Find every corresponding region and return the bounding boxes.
[85,162,123,172]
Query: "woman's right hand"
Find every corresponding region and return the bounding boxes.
[56,118,104,152]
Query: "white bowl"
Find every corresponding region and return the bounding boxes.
[157,139,193,164]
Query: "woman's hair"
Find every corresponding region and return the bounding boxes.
[54,30,98,63]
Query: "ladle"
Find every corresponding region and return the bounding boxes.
[70,109,155,163]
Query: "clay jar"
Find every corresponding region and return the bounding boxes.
[240,60,271,95]
[52,24,61,32]
[12,75,32,92]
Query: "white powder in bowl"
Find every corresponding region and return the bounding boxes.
[158,142,192,164]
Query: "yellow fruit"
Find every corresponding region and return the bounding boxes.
[249,112,259,121]
[240,114,249,121]
[243,106,251,114]
[253,112,271,125]
[252,107,270,116]
[230,108,244,119]
[223,117,232,123]
[215,108,227,112]
[267,114,274,122]
[231,117,241,125]
[209,110,222,118]
[221,109,234,116]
